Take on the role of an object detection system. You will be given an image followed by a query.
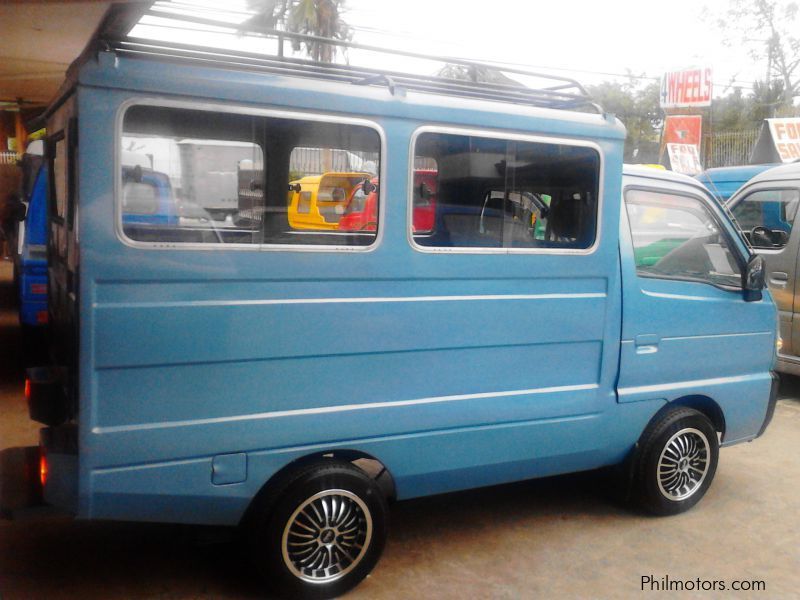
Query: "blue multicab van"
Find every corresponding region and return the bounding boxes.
[2,24,778,599]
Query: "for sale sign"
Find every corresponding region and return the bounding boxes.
[660,68,713,109]
[767,118,800,163]
[667,143,703,175]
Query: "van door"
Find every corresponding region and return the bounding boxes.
[728,184,800,360]
[617,177,776,442]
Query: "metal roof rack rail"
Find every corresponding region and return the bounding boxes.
[97,7,601,114]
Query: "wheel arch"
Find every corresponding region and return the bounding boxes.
[666,395,726,440]
[239,449,396,528]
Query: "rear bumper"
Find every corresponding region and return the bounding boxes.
[756,371,780,438]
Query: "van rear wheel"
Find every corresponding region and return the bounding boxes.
[634,407,719,516]
[250,460,388,599]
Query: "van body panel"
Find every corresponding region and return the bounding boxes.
[87,395,669,525]
[65,57,633,523]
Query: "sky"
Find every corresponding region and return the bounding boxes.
[130,0,773,97]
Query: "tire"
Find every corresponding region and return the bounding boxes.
[633,407,719,516]
[249,459,389,599]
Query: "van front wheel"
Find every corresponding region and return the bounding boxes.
[634,408,719,516]
[250,460,388,599]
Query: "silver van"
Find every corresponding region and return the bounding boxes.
[728,162,800,374]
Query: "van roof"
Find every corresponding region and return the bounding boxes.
[695,164,778,183]
[50,6,610,121]
[744,161,800,185]
[105,31,600,113]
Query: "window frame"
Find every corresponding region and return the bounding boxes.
[48,129,67,226]
[115,97,386,253]
[624,184,748,292]
[728,185,800,253]
[407,125,605,255]
[66,117,78,230]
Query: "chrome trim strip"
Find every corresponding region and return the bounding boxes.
[618,374,755,396]
[621,331,772,344]
[96,291,606,309]
[407,124,605,255]
[92,382,600,434]
[642,290,738,301]
[114,97,387,253]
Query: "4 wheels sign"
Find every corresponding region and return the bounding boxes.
[660,68,713,108]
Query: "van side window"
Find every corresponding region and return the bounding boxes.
[120,104,381,247]
[411,131,599,250]
[625,189,742,289]
[51,134,68,222]
[730,188,800,249]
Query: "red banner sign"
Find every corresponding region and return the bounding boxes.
[663,115,702,146]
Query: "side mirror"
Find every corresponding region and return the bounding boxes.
[362,179,378,195]
[743,254,766,302]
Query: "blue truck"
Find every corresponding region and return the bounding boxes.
[2,22,778,600]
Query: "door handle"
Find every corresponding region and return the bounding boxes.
[635,334,659,355]
[770,272,789,287]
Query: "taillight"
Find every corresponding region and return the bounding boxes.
[39,447,48,487]
[24,378,31,399]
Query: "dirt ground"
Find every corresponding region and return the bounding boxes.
[1,259,798,599]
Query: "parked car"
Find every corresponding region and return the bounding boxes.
[16,164,48,331]
[726,161,800,375]
[121,165,178,227]
[3,22,777,600]
[338,170,437,233]
[8,140,44,290]
[695,164,778,203]
[287,172,369,230]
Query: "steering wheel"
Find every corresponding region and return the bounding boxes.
[750,226,774,247]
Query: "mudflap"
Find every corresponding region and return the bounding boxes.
[0,446,43,518]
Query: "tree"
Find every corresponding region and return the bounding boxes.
[242,0,352,63]
[587,79,663,161]
[713,0,800,106]
[711,80,797,133]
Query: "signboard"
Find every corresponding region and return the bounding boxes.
[766,118,800,163]
[663,115,702,145]
[660,68,713,109]
[667,143,703,175]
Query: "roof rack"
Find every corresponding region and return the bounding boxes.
[97,8,600,114]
